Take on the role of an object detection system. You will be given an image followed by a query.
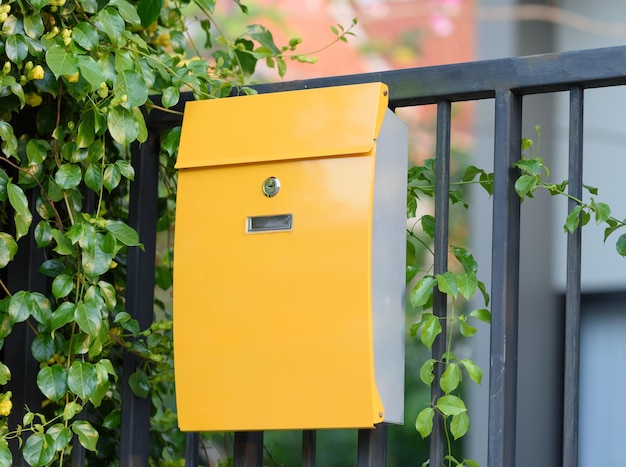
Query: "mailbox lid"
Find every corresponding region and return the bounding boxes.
[176,82,388,169]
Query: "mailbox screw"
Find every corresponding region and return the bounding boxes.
[383,91,388,96]
[379,411,384,418]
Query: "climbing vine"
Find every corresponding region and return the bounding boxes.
[0,0,356,464]
[408,126,626,467]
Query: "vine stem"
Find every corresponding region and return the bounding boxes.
[0,279,11,297]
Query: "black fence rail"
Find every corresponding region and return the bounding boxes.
[7,44,626,466]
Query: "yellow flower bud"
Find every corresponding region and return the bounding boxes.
[2,62,10,75]
[28,65,45,80]
[0,12,7,23]
[25,93,43,107]
[65,71,79,83]
[0,399,12,417]
[0,5,11,14]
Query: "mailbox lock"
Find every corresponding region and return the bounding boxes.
[262,177,280,197]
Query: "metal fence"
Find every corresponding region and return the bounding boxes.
[7,44,626,466]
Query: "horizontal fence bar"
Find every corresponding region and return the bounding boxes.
[150,45,626,128]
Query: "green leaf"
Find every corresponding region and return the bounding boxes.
[62,401,82,420]
[440,363,461,394]
[96,7,125,45]
[84,164,103,192]
[51,302,76,332]
[0,439,12,467]
[45,45,78,79]
[105,220,142,247]
[107,106,138,145]
[477,280,490,306]
[452,247,478,273]
[47,424,72,452]
[98,281,117,310]
[103,164,121,191]
[457,273,478,300]
[52,274,73,300]
[77,55,104,91]
[459,319,477,337]
[450,411,470,440]
[23,433,55,467]
[68,361,98,400]
[583,183,598,195]
[114,69,148,109]
[162,86,180,109]
[73,22,100,51]
[246,24,281,54]
[421,215,435,239]
[410,275,436,308]
[36,364,67,401]
[0,362,10,385]
[465,460,480,467]
[415,407,434,438]
[460,359,483,384]
[0,233,18,268]
[591,200,611,224]
[436,271,458,297]
[24,14,45,39]
[72,420,99,452]
[421,314,442,350]
[469,307,491,324]
[114,160,135,180]
[420,359,436,386]
[26,0,49,9]
[0,122,17,158]
[31,334,55,362]
[7,182,32,240]
[9,290,32,323]
[233,38,257,76]
[55,164,82,190]
[26,139,50,165]
[514,174,537,199]
[74,300,101,337]
[436,394,467,416]
[5,34,29,64]
[133,106,148,143]
[461,165,484,182]
[137,0,163,27]
[110,0,141,25]
[34,221,52,249]
[616,233,626,257]
[102,409,121,429]
[564,205,582,234]
[129,368,150,398]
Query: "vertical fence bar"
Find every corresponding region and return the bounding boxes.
[120,132,160,466]
[185,432,199,467]
[562,86,584,467]
[430,100,452,467]
[488,89,522,467]
[234,432,264,467]
[357,424,388,467]
[301,430,316,467]
[4,188,44,466]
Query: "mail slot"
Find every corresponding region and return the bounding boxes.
[173,83,408,431]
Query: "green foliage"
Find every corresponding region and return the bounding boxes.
[409,125,624,467]
[0,0,358,465]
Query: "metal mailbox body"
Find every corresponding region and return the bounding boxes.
[173,83,407,431]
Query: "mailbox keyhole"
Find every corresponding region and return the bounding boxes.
[262,177,280,197]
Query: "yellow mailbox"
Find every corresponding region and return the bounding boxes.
[173,83,407,431]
